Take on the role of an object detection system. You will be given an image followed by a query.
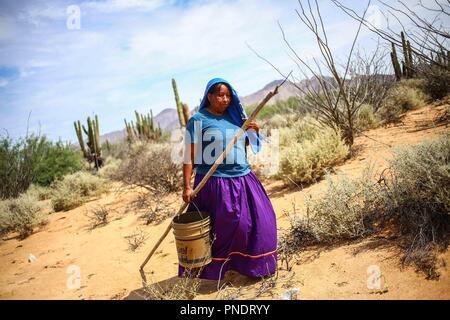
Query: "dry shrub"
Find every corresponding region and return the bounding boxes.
[263,113,303,132]
[0,193,48,239]
[286,134,450,279]
[138,194,174,225]
[112,142,182,194]
[279,115,322,148]
[421,67,450,100]
[384,134,450,278]
[86,205,109,229]
[380,79,430,123]
[143,270,202,300]
[97,157,122,179]
[25,184,53,201]
[356,104,380,131]
[50,171,109,211]
[124,228,148,251]
[287,167,382,247]
[278,122,349,185]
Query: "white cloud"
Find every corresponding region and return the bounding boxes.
[83,0,172,13]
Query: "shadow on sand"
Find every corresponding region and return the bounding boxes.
[124,271,261,300]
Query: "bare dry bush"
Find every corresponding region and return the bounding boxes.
[383,134,450,278]
[286,134,450,279]
[112,142,182,194]
[125,228,148,252]
[143,274,202,300]
[86,205,109,229]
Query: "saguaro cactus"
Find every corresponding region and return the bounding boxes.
[74,120,88,158]
[171,78,190,127]
[390,42,402,81]
[74,115,103,169]
[400,32,414,79]
[124,110,162,142]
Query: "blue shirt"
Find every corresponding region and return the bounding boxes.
[185,109,250,177]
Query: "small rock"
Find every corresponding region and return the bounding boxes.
[281,288,300,300]
[28,254,37,263]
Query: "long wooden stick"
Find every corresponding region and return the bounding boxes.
[139,74,291,284]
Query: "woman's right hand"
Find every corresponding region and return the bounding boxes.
[182,187,195,203]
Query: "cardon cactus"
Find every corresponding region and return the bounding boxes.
[172,78,190,127]
[74,115,103,169]
[124,110,162,142]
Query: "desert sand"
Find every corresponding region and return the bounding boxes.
[0,103,449,300]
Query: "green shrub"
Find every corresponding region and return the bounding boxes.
[356,104,380,130]
[378,79,430,124]
[0,134,83,199]
[0,193,48,239]
[421,66,450,100]
[34,141,84,186]
[279,115,322,148]
[278,125,349,185]
[50,172,109,211]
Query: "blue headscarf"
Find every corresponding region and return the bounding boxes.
[198,78,266,153]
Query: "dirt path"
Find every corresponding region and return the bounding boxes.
[0,104,448,300]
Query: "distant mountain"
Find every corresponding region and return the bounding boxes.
[100,108,179,144]
[100,77,332,144]
[239,80,300,107]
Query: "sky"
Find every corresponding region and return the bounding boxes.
[0,0,446,143]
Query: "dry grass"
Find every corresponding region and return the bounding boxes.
[143,274,202,300]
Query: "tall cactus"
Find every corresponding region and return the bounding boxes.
[172,79,185,127]
[182,103,190,125]
[401,32,408,76]
[74,115,103,169]
[124,110,162,142]
[390,42,402,81]
[74,120,88,158]
[400,31,414,78]
[171,79,191,127]
[124,119,135,143]
[407,40,413,78]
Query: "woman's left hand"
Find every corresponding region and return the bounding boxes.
[246,120,260,133]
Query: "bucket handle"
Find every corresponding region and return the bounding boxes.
[190,201,207,236]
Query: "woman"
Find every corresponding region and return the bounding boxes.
[180,78,277,281]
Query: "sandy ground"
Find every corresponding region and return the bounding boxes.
[0,103,449,300]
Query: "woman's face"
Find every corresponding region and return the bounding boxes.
[207,84,231,114]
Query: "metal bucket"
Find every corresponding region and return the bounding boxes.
[172,211,211,269]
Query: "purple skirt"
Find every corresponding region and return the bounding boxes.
[178,171,278,280]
